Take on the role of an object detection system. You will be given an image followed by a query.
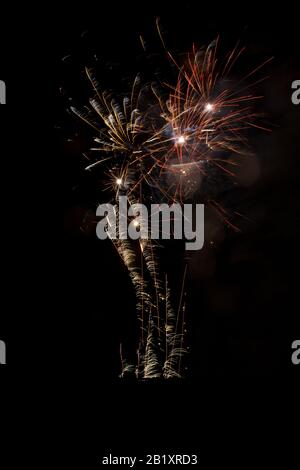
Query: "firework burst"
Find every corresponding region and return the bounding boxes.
[70,27,270,379]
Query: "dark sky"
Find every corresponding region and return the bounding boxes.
[0,1,299,466]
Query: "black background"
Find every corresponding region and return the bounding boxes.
[1,1,300,466]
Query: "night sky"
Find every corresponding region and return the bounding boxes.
[0,0,299,465]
